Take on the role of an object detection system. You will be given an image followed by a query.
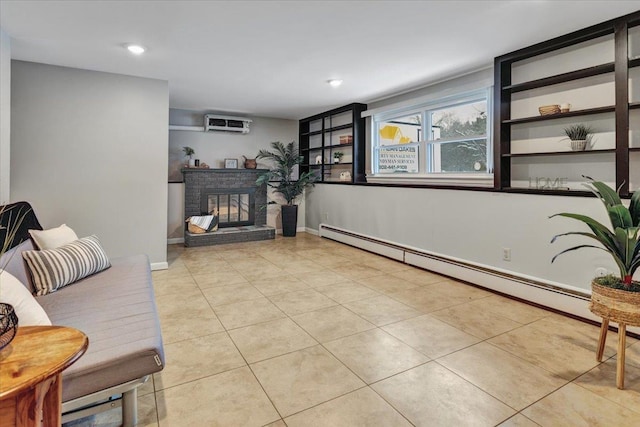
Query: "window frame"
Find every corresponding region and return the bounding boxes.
[369,88,493,187]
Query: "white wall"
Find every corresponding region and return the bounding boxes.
[167,110,300,239]
[0,29,10,204]
[11,61,169,266]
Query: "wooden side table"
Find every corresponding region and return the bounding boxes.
[0,326,88,427]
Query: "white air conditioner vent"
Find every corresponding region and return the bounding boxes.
[204,115,252,134]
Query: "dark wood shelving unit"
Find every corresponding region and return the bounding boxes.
[503,106,615,125]
[630,147,640,152]
[494,10,640,197]
[299,103,367,184]
[503,149,615,158]
[502,188,594,197]
[502,63,614,93]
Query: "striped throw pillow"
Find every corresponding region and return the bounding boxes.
[22,235,111,296]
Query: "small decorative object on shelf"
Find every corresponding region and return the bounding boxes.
[183,146,196,167]
[538,104,561,116]
[563,124,593,151]
[224,158,238,169]
[0,303,18,351]
[339,135,353,144]
[560,103,571,113]
[242,156,257,169]
[339,171,351,181]
[551,177,640,389]
[315,155,322,165]
[333,151,344,164]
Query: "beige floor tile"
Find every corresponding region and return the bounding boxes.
[251,274,310,296]
[430,302,523,339]
[313,254,353,268]
[438,342,566,410]
[296,270,351,287]
[324,329,429,383]
[269,289,337,316]
[344,295,422,326]
[489,322,612,381]
[330,263,384,280]
[139,375,155,396]
[250,345,365,417]
[213,297,286,330]
[292,305,375,342]
[625,340,640,368]
[371,362,514,426]
[315,281,380,304]
[388,286,474,313]
[154,332,246,390]
[574,359,640,413]
[263,420,286,427]
[467,294,552,324]
[152,276,199,297]
[522,383,640,426]
[360,256,410,273]
[228,317,317,363]
[382,314,481,359]
[156,367,279,426]
[192,270,249,289]
[284,387,411,427]
[277,259,326,274]
[497,414,541,427]
[202,283,264,306]
[356,274,420,295]
[390,268,448,286]
[156,289,225,344]
[426,280,493,300]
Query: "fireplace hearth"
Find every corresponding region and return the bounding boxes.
[183,169,275,246]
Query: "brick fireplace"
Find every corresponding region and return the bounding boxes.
[183,169,275,246]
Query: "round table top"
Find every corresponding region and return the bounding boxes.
[0,326,88,400]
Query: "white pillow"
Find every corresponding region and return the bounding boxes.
[0,269,52,326]
[29,224,78,250]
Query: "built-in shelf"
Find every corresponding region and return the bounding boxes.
[503,149,615,158]
[630,102,640,110]
[502,62,614,93]
[504,106,615,125]
[630,147,640,152]
[169,125,205,132]
[328,143,354,148]
[630,57,640,68]
[502,187,594,197]
[306,162,353,167]
[301,123,353,137]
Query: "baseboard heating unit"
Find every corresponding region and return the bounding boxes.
[318,223,639,336]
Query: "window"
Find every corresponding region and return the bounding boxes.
[371,89,492,185]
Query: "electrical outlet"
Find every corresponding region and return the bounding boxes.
[595,267,608,277]
[502,248,511,261]
[323,212,329,221]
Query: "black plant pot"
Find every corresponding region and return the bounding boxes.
[281,205,298,237]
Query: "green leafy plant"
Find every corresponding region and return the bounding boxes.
[182,146,195,158]
[563,124,593,141]
[256,141,317,206]
[1,204,31,266]
[550,177,640,289]
[333,151,344,160]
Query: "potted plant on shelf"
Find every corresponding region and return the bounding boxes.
[563,124,593,151]
[183,146,196,167]
[550,177,640,388]
[333,151,344,164]
[256,141,317,237]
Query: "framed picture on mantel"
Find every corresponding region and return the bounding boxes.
[224,158,238,169]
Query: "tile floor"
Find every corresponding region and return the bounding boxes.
[69,233,640,426]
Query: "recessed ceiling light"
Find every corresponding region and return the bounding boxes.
[328,79,343,88]
[126,44,146,55]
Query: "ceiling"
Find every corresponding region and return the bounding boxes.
[1,1,639,120]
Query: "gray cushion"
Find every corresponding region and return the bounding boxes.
[37,254,165,402]
[0,239,35,293]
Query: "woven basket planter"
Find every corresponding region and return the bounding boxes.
[590,282,640,327]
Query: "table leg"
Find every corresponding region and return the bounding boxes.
[617,323,626,390]
[42,375,61,427]
[596,318,609,362]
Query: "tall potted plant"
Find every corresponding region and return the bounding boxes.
[256,141,317,237]
[550,177,640,388]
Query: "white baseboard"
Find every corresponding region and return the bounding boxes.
[318,224,638,335]
[304,227,319,236]
[167,237,184,244]
[150,262,168,271]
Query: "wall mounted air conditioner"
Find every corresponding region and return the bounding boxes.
[204,115,252,134]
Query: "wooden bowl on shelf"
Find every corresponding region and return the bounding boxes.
[538,104,561,116]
